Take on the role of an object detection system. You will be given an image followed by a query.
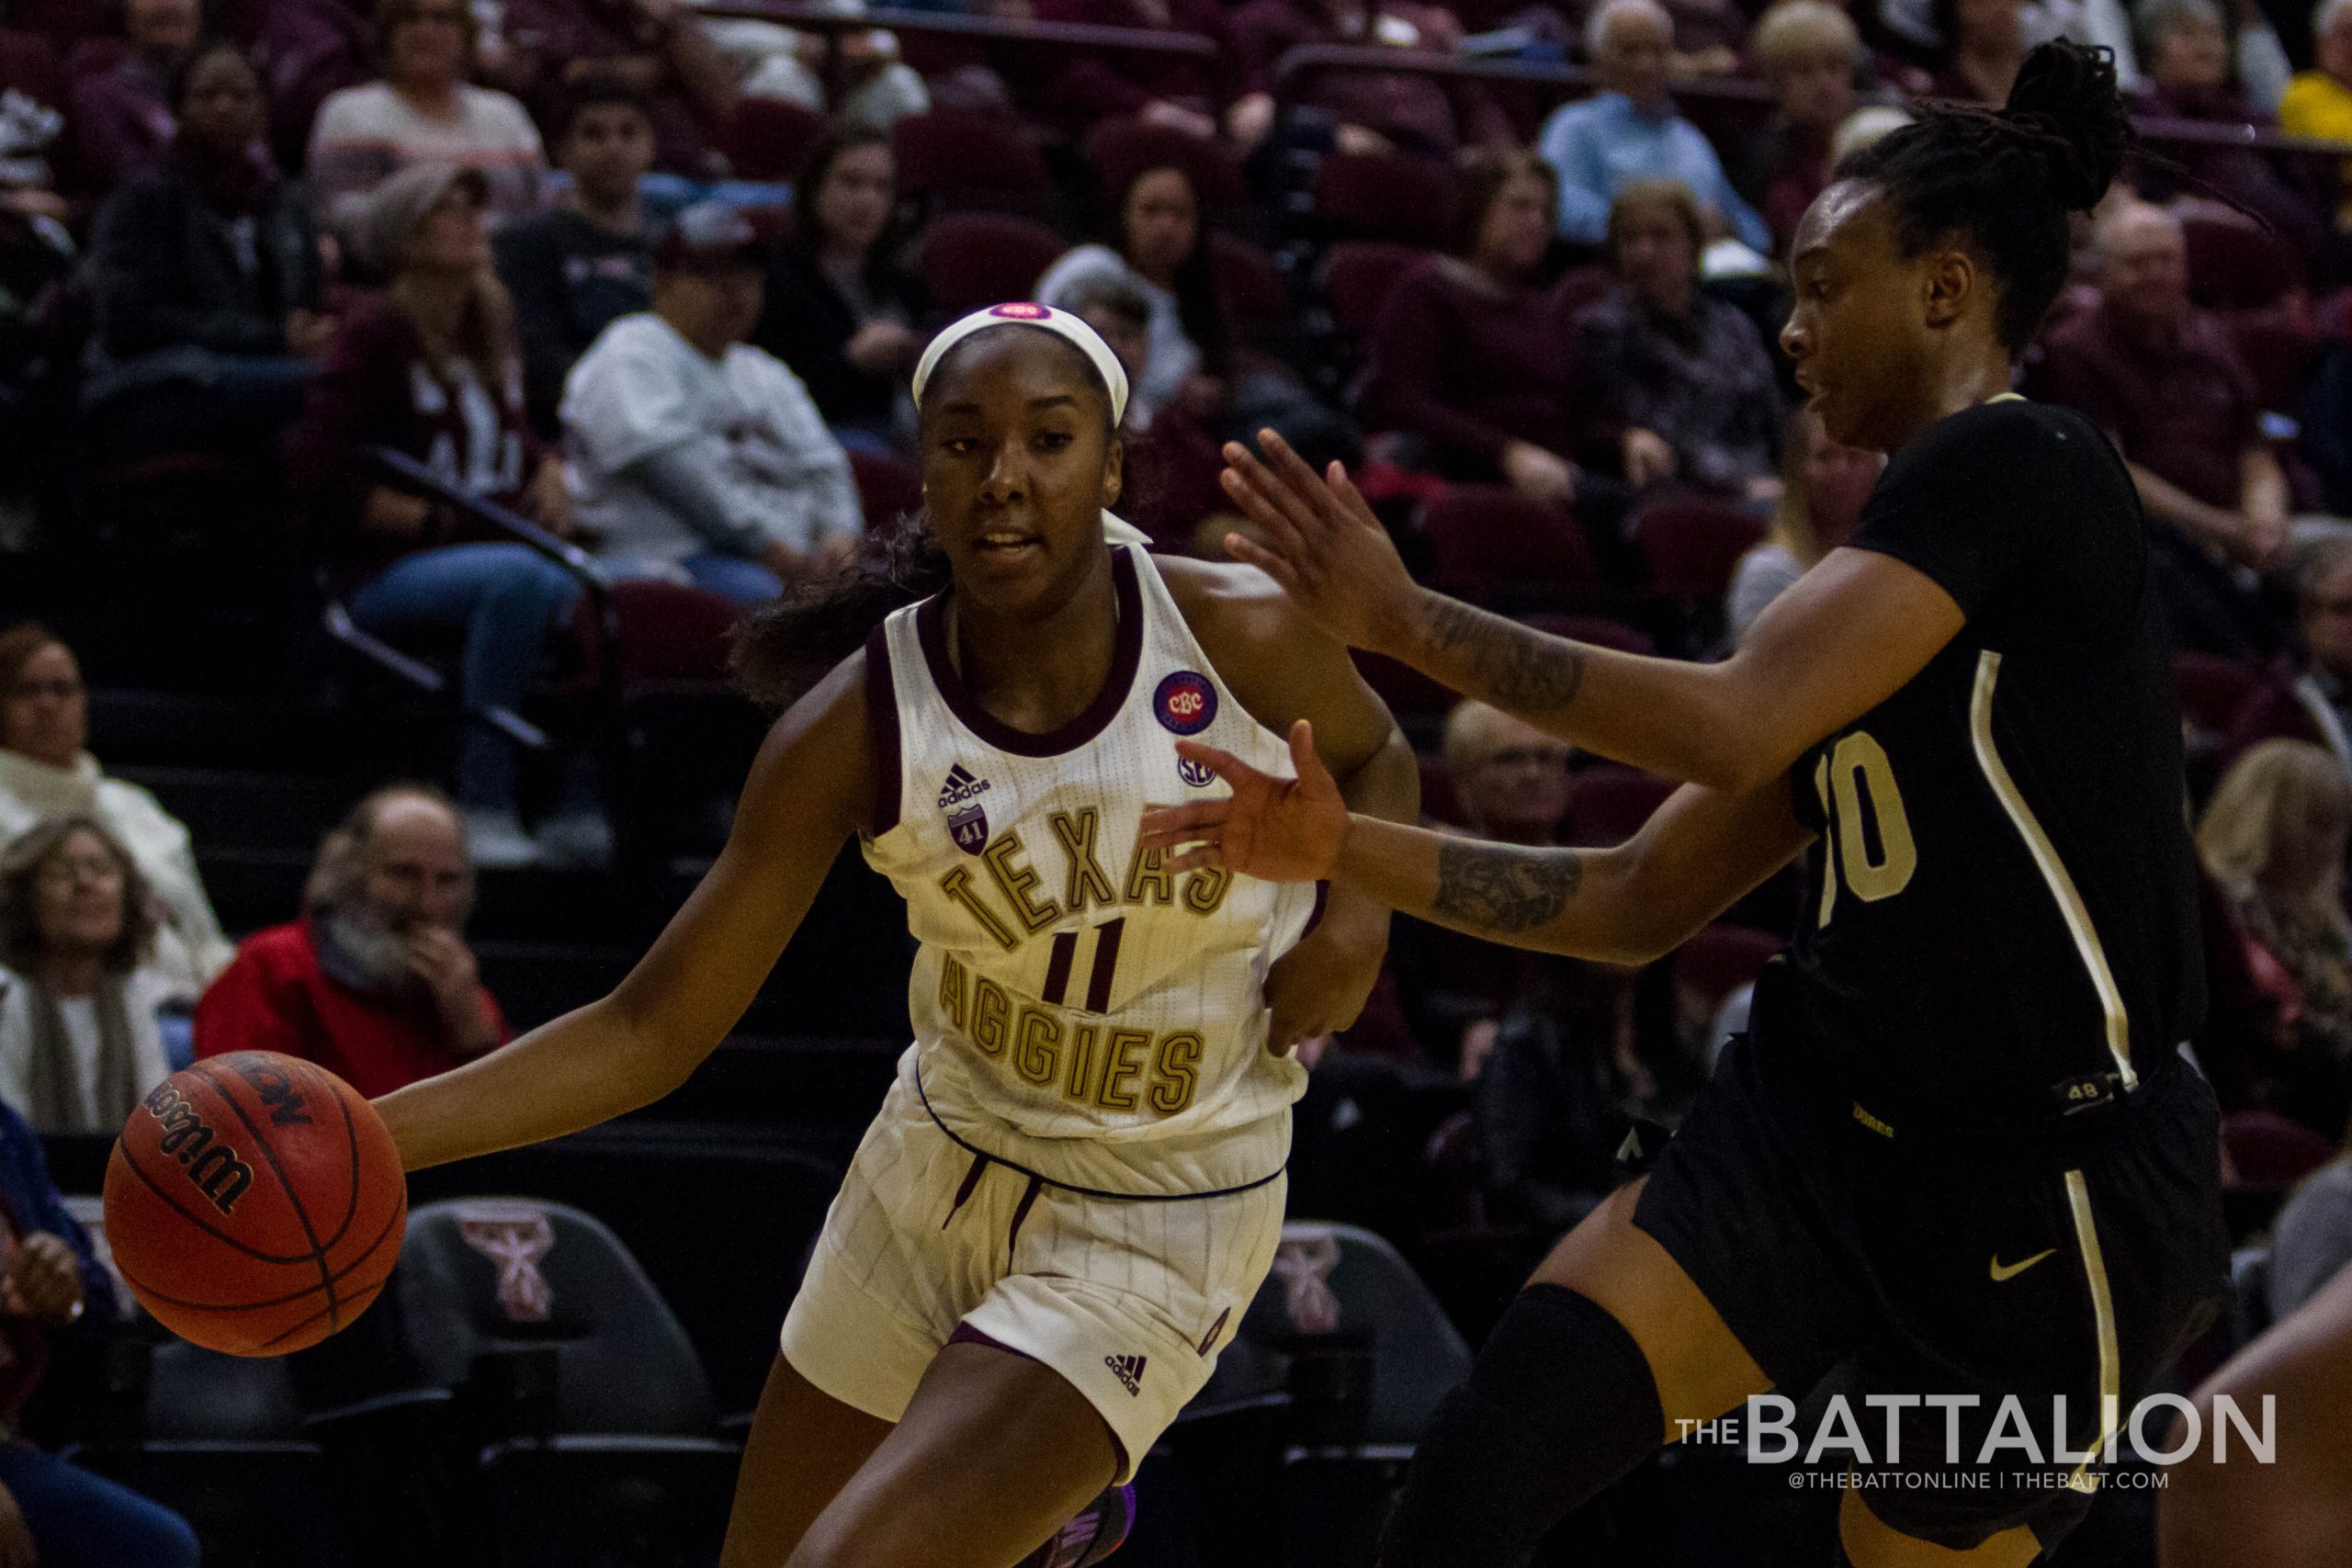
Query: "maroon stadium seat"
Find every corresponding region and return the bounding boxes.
[2221,1109,2336,1194]
[712,97,825,183]
[1323,241,1432,340]
[1673,923,1781,1009]
[2172,650,2268,739]
[918,212,1064,314]
[893,108,1051,203]
[2181,215,2303,312]
[1080,116,1245,209]
[1550,265,1610,321]
[1210,231,1288,336]
[1313,152,1457,246]
[5,0,103,51]
[2225,309,2318,413]
[604,581,740,686]
[0,28,64,109]
[1634,498,1767,601]
[1352,649,1456,726]
[1417,751,1464,828]
[2321,283,2352,342]
[1566,764,1675,846]
[849,449,923,530]
[1423,486,1594,608]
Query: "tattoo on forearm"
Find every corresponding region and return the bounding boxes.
[1433,840,1584,934]
[1423,598,1587,712]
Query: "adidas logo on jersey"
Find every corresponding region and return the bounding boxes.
[939,765,993,854]
[1103,1353,1148,1395]
[937,764,992,808]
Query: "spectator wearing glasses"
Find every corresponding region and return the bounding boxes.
[196,785,508,1099]
[0,815,177,1135]
[308,0,548,237]
[0,626,233,991]
[1388,702,1580,1078]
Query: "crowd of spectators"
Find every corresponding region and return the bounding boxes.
[6,0,2352,1553]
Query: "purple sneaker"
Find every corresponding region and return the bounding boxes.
[1020,1483,1136,1568]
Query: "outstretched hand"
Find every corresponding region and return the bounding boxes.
[1138,719,1350,885]
[1219,430,1425,657]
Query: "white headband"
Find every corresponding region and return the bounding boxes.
[910,302,1130,427]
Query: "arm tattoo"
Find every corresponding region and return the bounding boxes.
[1423,598,1587,712]
[1433,840,1584,935]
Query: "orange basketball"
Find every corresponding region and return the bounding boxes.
[101,1053,407,1357]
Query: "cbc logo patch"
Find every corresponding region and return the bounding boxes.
[989,302,1051,321]
[1154,671,1217,736]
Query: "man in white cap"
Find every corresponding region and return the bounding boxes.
[560,202,864,602]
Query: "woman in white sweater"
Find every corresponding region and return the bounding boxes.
[0,815,175,1134]
[0,625,232,993]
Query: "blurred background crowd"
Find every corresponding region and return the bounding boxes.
[2,0,2352,1560]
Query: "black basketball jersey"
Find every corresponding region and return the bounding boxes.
[1771,398,2204,1134]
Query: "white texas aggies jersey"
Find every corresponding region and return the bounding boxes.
[861,544,1318,1196]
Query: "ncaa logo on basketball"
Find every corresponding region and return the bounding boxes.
[1154,671,1217,736]
[937,764,993,854]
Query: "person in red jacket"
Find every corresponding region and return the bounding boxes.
[194,784,508,1097]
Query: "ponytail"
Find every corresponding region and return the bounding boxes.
[1840,39,2131,350]
[730,513,948,711]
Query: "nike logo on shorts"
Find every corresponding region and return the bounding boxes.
[1990,1248,2056,1282]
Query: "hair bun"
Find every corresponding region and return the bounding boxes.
[2002,39,2130,212]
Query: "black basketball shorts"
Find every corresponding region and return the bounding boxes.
[1632,1028,2229,1551]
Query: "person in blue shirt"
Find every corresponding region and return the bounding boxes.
[0,1099,199,1568]
[1536,0,1773,252]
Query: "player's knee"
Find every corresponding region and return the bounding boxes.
[1378,1283,1666,1568]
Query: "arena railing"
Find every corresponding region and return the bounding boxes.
[1268,43,2352,189]
[323,446,619,750]
[697,2,1226,106]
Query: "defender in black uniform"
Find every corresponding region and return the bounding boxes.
[1140,39,2227,1568]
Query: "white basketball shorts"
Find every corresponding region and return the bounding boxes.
[781,1072,1285,1480]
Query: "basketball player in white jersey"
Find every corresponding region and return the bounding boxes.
[372,303,1418,1567]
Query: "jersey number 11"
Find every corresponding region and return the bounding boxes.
[1043,918,1127,1012]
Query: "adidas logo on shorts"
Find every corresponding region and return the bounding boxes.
[1103,1353,1147,1396]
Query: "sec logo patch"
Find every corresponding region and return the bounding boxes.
[1154,671,1217,736]
[1178,754,1216,787]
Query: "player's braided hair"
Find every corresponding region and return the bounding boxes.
[1839,39,2130,351]
[731,517,948,711]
